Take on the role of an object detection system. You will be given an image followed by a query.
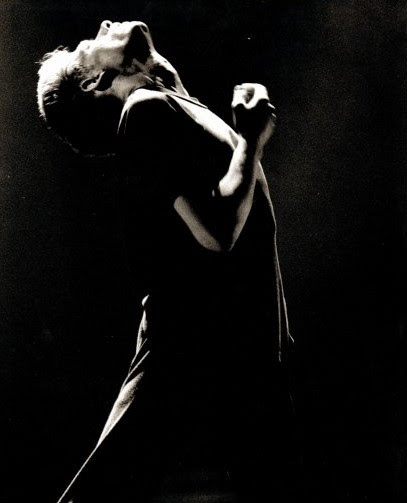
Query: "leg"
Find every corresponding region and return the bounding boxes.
[229,363,298,503]
[56,302,162,503]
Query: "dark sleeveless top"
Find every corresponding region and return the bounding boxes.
[116,88,291,364]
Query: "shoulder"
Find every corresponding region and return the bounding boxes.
[118,88,179,137]
[123,89,176,118]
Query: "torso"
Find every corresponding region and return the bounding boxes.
[118,87,286,361]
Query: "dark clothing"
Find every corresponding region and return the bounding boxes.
[57,89,293,503]
[118,89,291,357]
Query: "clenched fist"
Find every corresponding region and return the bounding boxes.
[232,83,276,151]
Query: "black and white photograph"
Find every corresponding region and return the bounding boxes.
[1,1,406,502]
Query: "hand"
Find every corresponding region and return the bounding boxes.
[232,83,276,151]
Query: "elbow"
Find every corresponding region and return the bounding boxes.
[199,235,235,253]
[218,174,246,199]
[196,226,236,253]
[215,209,250,252]
[220,242,236,253]
[213,242,234,253]
[214,230,239,253]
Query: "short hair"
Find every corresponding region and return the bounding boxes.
[37,47,122,156]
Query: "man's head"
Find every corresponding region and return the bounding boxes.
[37,21,187,155]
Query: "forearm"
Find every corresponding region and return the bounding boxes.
[174,137,263,253]
[174,83,274,252]
[218,135,260,196]
[216,135,262,248]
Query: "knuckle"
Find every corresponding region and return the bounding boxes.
[232,98,245,108]
[252,97,269,111]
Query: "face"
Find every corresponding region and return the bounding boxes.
[74,21,155,75]
[73,20,188,99]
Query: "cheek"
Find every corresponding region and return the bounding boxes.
[93,42,126,68]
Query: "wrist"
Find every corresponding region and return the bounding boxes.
[237,134,263,160]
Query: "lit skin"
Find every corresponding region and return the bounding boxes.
[73,20,276,252]
[72,21,189,100]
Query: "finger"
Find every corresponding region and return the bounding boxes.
[236,83,269,96]
[244,85,270,110]
[241,83,269,100]
[231,86,253,109]
[267,102,277,116]
[232,83,270,110]
[232,84,261,108]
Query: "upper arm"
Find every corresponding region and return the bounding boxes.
[118,91,189,200]
[173,195,225,252]
[118,90,237,252]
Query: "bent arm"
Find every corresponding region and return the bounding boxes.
[119,86,274,252]
[174,135,262,252]
[174,83,275,252]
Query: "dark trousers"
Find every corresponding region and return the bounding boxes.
[57,297,296,503]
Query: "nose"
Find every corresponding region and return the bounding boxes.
[101,20,112,29]
[124,21,149,34]
[95,20,112,39]
[136,22,149,33]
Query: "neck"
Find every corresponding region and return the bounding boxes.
[144,52,189,97]
[111,52,190,101]
[110,73,152,102]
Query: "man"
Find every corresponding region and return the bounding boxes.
[38,20,293,503]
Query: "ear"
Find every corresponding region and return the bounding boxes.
[80,69,119,93]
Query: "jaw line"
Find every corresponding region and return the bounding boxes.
[120,51,189,96]
[144,53,189,95]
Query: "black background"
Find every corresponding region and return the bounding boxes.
[1,0,407,501]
